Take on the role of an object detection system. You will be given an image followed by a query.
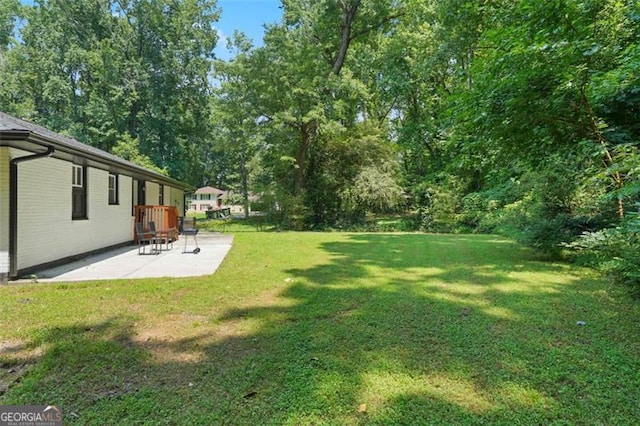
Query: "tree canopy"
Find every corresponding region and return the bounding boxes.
[1,0,219,183]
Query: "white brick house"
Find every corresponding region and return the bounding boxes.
[187,186,226,212]
[0,112,191,282]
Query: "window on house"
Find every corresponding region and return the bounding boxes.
[108,173,118,205]
[159,184,164,205]
[72,164,87,219]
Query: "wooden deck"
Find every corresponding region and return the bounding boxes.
[134,205,179,242]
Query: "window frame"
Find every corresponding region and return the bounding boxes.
[72,164,83,188]
[72,164,87,220]
[108,173,119,205]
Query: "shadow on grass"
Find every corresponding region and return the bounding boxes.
[198,216,278,233]
[2,234,639,424]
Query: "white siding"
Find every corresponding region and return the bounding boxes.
[161,184,169,206]
[169,187,184,214]
[132,179,138,208]
[146,182,159,206]
[188,199,216,211]
[0,147,9,278]
[16,158,134,271]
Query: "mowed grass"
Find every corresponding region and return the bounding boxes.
[1,232,640,425]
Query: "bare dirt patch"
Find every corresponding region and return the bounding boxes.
[0,340,40,396]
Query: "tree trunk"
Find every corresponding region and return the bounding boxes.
[294,122,313,195]
[296,1,360,195]
[332,1,360,75]
[241,148,250,219]
[580,84,625,218]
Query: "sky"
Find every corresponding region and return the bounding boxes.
[19,0,284,61]
[214,0,282,60]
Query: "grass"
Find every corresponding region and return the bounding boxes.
[1,231,640,424]
[190,213,269,233]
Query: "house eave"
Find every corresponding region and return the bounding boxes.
[0,131,192,191]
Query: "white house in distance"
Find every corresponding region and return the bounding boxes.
[187,186,226,211]
[187,186,257,216]
[0,111,191,282]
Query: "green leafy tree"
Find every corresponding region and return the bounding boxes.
[2,0,219,184]
[341,164,405,218]
[111,133,167,175]
[448,1,639,215]
[0,0,19,48]
[210,31,261,218]
[244,0,402,225]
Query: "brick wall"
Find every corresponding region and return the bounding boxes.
[0,148,9,280]
[16,158,134,271]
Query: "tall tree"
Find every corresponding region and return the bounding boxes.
[113,0,219,181]
[0,0,19,48]
[447,0,639,216]
[210,31,261,218]
[243,0,402,224]
[0,0,26,116]
[2,0,219,184]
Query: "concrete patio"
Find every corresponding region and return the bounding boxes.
[22,232,233,282]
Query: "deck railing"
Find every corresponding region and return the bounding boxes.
[134,205,179,242]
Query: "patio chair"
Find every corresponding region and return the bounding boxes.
[135,222,160,255]
[180,217,200,254]
[149,221,173,251]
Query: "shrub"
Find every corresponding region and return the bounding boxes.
[457,192,493,232]
[341,165,405,222]
[467,167,612,255]
[411,177,465,233]
[569,208,640,291]
[518,214,577,256]
[263,191,308,230]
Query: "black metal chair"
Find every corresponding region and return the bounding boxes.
[135,222,160,255]
[179,217,200,254]
[149,221,173,251]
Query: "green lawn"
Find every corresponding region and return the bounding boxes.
[1,232,639,425]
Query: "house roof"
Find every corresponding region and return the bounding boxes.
[0,111,191,190]
[195,186,226,195]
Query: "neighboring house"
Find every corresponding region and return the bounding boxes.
[187,187,261,216]
[187,186,226,211]
[0,111,191,282]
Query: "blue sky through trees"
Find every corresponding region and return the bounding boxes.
[215,0,281,59]
[18,0,282,60]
